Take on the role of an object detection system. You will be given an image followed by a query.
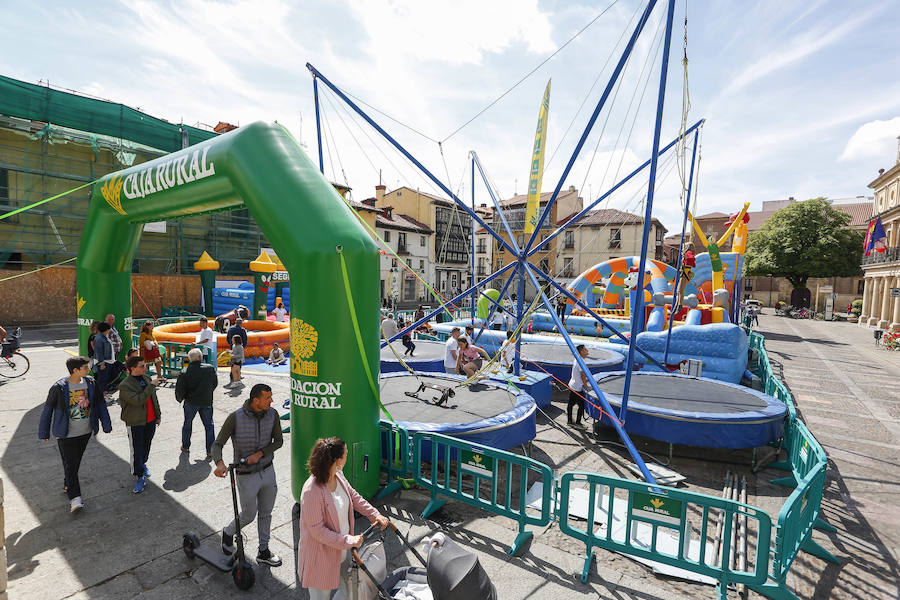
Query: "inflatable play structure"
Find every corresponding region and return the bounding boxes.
[153,319,290,360]
[211,280,291,316]
[76,122,381,499]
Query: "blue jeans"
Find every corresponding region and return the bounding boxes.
[181,404,215,454]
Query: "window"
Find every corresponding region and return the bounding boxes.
[477,238,486,254]
[419,260,425,270]
[539,259,550,273]
[564,230,574,249]
[609,228,621,249]
[857,279,865,295]
[517,234,525,247]
[745,279,754,291]
[562,258,574,278]
[398,232,407,252]
[384,230,391,242]
[656,227,664,246]
[497,237,503,250]
[420,235,426,246]
[496,259,503,270]
[0,168,13,224]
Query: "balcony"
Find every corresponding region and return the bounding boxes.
[397,243,408,254]
[862,246,900,266]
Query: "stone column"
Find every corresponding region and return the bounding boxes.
[892,276,900,331]
[859,277,871,323]
[868,277,881,326]
[878,276,892,329]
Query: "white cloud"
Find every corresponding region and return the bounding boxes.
[840,117,900,162]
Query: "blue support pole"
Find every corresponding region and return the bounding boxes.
[306,63,518,257]
[524,0,660,255]
[526,262,666,370]
[522,262,657,484]
[381,262,517,347]
[664,129,700,363]
[619,0,677,421]
[527,119,703,259]
[514,262,526,376]
[470,154,477,325]
[472,152,520,255]
[312,76,324,173]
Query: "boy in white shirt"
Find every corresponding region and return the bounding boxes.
[443,327,461,374]
[194,318,217,364]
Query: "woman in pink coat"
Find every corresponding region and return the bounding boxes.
[298,437,389,598]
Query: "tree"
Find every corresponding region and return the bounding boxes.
[745,198,863,301]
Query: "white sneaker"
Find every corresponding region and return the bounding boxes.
[70,496,84,513]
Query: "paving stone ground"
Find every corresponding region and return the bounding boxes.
[1,315,898,599]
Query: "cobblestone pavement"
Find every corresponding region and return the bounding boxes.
[1,317,898,599]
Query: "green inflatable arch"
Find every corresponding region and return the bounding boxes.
[76,122,381,499]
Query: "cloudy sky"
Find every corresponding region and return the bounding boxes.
[2,0,899,233]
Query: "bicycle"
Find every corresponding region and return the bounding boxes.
[1,327,30,378]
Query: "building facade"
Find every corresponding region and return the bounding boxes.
[860,138,900,329]
[378,186,471,297]
[473,204,493,285]
[570,208,667,275]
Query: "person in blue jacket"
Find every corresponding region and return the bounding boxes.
[39,355,113,513]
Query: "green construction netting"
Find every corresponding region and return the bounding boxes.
[0,75,217,153]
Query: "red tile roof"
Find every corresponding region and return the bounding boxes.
[376,211,433,234]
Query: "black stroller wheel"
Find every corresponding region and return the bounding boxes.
[182,533,199,559]
[232,562,255,590]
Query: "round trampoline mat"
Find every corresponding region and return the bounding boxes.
[380,340,446,361]
[520,342,624,367]
[595,373,775,416]
[380,374,518,425]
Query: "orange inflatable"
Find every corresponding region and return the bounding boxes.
[152,319,289,359]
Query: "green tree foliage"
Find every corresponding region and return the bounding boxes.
[745,198,863,293]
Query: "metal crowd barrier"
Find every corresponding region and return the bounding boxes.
[161,305,204,317]
[413,432,553,557]
[131,334,214,376]
[558,472,771,592]
[376,420,413,500]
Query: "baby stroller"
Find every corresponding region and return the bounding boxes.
[343,523,497,600]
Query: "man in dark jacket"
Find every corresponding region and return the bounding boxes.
[212,383,283,567]
[175,347,218,460]
[226,318,248,349]
[93,322,114,398]
[39,356,112,513]
[119,355,161,494]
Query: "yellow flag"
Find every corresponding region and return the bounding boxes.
[524,79,551,235]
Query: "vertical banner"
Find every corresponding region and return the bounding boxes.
[524,79,551,235]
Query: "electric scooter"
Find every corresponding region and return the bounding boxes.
[182,459,255,590]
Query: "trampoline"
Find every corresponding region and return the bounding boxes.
[518,342,625,382]
[380,372,536,451]
[584,371,787,449]
[380,340,446,373]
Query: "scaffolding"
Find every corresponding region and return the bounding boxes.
[0,75,270,274]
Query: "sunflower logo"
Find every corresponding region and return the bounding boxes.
[100,176,127,215]
[291,318,318,359]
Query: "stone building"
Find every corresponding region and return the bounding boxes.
[860,137,900,329]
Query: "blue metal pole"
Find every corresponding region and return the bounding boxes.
[523,0,660,255]
[312,76,324,173]
[305,63,518,257]
[527,119,703,259]
[381,262,517,346]
[664,129,700,363]
[522,262,657,484]
[620,0,677,421]
[471,154,477,325]
[526,262,666,370]
[472,152,520,255]
[514,261,526,376]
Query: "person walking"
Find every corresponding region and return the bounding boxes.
[444,327,461,374]
[212,383,283,567]
[567,345,590,429]
[226,318,249,350]
[138,321,164,385]
[175,348,218,460]
[93,322,115,400]
[39,356,112,512]
[118,355,161,493]
[298,437,390,599]
[195,317,217,364]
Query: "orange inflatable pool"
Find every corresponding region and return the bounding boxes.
[153,319,289,359]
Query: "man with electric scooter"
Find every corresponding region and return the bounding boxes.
[211,383,283,567]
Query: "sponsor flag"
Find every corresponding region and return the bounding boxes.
[524,79,551,235]
[864,216,887,256]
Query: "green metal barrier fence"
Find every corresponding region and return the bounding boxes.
[751,419,838,600]
[131,334,214,376]
[558,472,771,596]
[161,305,204,317]
[413,431,553,556]
[377,420,414,500]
